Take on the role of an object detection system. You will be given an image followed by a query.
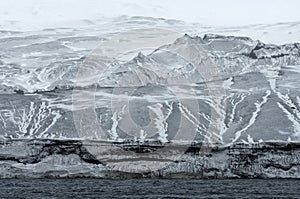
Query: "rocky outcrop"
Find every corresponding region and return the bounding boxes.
[0,139,299,179]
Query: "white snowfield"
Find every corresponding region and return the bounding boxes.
[1,0,300,44]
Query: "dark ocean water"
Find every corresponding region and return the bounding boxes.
[0,179,299,198]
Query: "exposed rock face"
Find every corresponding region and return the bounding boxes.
[0,139,299,179]
[1,33,300,143]
[0,18,300,178]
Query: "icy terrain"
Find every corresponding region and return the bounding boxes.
[0,16,300,178]
[1,0,300,45]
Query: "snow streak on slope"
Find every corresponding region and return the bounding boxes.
[277,92,300,136]
[2,101,62,139]
[221,93,247,137]
[147,102,173,143]
[231,90,271,144]
[108,105,126,141]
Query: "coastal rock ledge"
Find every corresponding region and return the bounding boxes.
[0,139,299,179]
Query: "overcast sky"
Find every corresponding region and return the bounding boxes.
[1,0,300,27]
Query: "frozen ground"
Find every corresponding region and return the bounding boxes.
[1,0,300,44]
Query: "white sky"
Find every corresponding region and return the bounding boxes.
[1,0,300,27]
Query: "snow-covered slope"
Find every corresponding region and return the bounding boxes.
[1,21,300,144]
[1,16,300,178]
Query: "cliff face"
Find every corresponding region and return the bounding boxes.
[1,17,300,178]
[0,139,299,178]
